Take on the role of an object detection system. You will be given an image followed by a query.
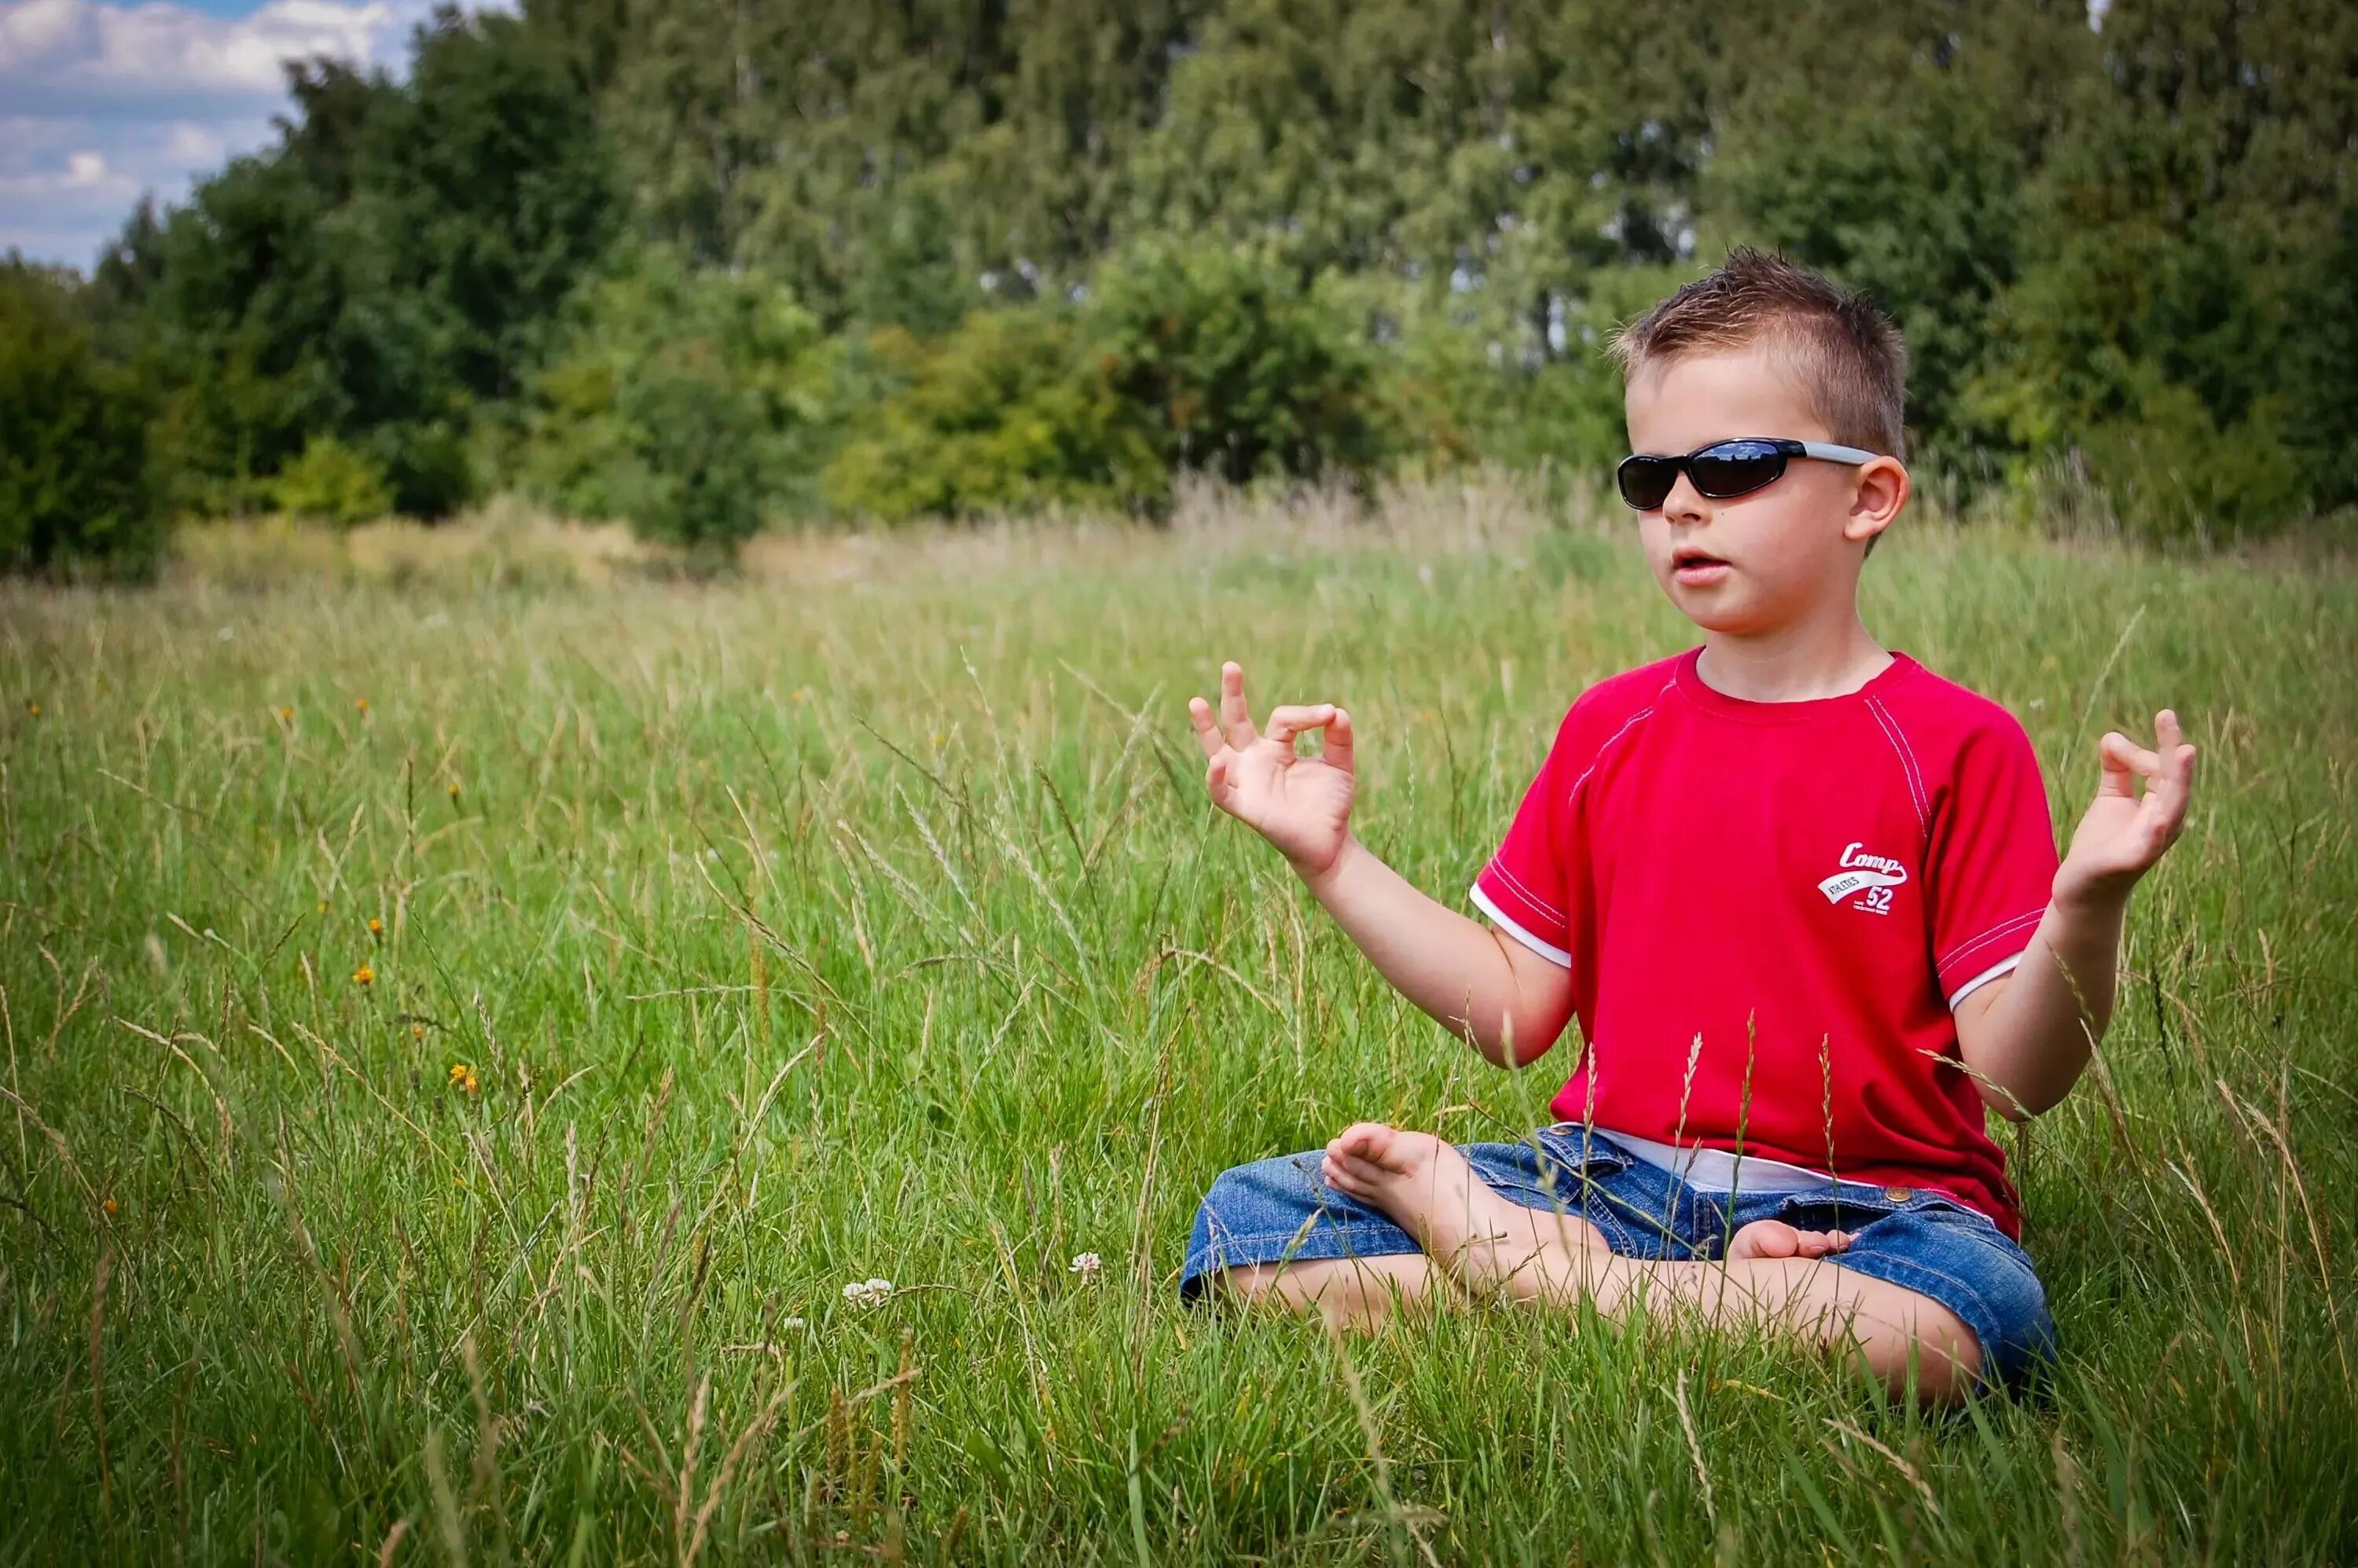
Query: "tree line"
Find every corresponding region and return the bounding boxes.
[4,0,2352,571]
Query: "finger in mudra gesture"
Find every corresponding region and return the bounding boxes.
[2059,709,2199,902]
[1187,661,1355,878]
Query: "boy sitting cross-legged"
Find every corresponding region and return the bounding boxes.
[1179,249,2198,1401]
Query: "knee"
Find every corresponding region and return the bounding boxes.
[1876,1308,1985,1403]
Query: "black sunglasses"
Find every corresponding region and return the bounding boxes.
[1616,437,1879,511]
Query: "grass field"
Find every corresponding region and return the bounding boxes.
[2,485,2355,1563]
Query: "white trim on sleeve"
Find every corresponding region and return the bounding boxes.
[1468,883,1573,968]
[1946,953,2023,1010]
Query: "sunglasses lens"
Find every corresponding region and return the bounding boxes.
[1687,440,1787,499]
[1617,456,1679,510]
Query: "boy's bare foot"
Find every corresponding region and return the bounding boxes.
[1319,1122,1600,1288]
[1726,1217,1853,1261]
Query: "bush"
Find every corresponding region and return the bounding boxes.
[2072,373,2309,544]
[365,419,475,521]
[821,313,1159,522]
[515,250,820,550]
[1082,239,1389,487]
[824,240,1402,523]
[271,433,395,524]
[0,263,163,574]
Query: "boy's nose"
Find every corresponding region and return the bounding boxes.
[1660,472,1710,526]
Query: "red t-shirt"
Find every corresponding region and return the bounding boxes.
[1471,649,2059,1236]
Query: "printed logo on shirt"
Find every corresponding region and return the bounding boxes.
[1818,842,1908,915]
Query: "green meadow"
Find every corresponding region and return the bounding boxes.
[2,489,2353,1562]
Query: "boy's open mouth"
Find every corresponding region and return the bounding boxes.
[1671,547,1731,579]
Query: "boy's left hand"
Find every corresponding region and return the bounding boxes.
[2055,709,2198,907]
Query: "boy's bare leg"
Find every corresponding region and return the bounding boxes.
[1322,1124,1983,1401]
[1208,1155,1844,1331]
[1216,1254,1434,1328]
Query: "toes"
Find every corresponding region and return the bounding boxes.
[1331,1122,1406,1171]
[1796,1228,1854,1258]
[1728,1217,1860,1261]
[1319,1151,1379,1197]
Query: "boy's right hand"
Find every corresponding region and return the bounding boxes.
[1188,661,1356,881]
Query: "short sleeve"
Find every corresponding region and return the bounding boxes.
[1926,715,2059,1008]
[1469,708,1588,968]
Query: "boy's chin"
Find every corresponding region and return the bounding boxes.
[1658,580,1766,636]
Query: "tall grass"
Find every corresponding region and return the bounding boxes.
[2,483,2353,1562]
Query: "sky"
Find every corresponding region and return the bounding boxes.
[0,0,465,268]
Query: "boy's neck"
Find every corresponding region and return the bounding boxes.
[1694,615,1892,704]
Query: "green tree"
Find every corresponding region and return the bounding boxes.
[0,262,162,573]
[1970,0,2358,534]
[119,8,618,520]
[1710,0,2096,463]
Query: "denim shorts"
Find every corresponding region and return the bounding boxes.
[1180,1124,2057,1389]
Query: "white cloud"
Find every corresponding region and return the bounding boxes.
[0,0,479,266]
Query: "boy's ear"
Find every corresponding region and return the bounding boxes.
[1846,456,1909,549]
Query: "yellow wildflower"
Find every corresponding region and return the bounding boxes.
[412,1023,425,1041]
[102,1197,119,1216]
[277,706,293,723]
[354,696,369,713]
[369,916,384,937]
[24,701,41,718]
[448,1062,478,1095]
[352,964,374,986]
[447,781,461,800]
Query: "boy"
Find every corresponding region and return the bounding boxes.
[1177,249,2197,1399]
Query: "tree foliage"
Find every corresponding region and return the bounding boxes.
[9,0,2353,565]
[0,263,162,574]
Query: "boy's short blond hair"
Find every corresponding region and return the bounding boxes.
[1610,248,1908,461]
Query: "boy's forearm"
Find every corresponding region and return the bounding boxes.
[1963,887,2129,1118]
[1301,836,1563,1067]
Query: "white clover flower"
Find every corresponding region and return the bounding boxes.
[843,1276,894,1308]
[781,1316,806,1331]
[1069,1251,1104,1283]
